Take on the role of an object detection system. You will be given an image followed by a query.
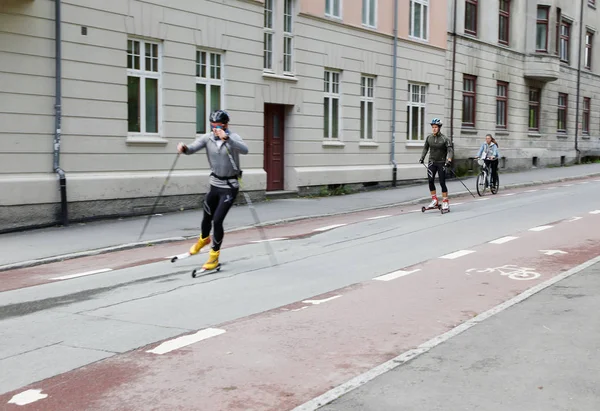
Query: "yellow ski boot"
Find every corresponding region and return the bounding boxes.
[189,236,210,255]
[202,249,221,271]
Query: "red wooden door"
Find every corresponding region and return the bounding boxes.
[264,104,285,191]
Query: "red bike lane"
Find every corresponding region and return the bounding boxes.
[2,212,599,410]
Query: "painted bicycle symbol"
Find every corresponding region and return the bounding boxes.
[466,265,541,281]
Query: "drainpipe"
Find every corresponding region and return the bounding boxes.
[54,0,68,226]
[574,0,584,164]
[449,0,458,146]
[390,0,398,187]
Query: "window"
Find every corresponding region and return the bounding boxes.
[462,75,476,127]
[196,51,223,134]
[409,0,428,40]
[536,6,549,51]
[557,93,568,132]
[283,0,294,73]
[127,39,160,134]
[498,0,510,45]
[465,0,477,35]
[406,83,427,141]
[559,20,570,63]
[360,76,375,139]
[362,0,376,27]
[263,0,274,70]
[325,0,341,18]
[585,31,593,69]
[324,70,341,138]
[583,97,591,135]
[590,0,596,6]
[528,88,540,131]
[496,81,508,129]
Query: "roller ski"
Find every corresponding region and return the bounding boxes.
[191,249,222,278]
[440,198,450,214]
[171,236,210,263]
[421,197,441,213]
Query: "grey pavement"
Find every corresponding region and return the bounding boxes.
[1,180,599,395]
[1,162,600,268]
[319,261,600,411]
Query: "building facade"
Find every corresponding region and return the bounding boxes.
[447,0,600,171]
[0,0,448,231]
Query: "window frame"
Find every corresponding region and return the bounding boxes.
[585,31,593,70]
[409,0,429,41]
[498,0,510,45]
[263,0,274,71]
[559,20,571,63]
[362,0,377,28]
[583,97,591,135]
[195,50,225,135]
[323,69,342,139]
[496,81,508,129]
[557,92,568,132]
[283,0,294,74]
[528,88,541,131]
[325,0,342,19]
[406,83,427,142]
[127,38,162,136]
[464,0,478,36]
[360,75,375,140]
[462,74,477,128]
[535,6,549,52]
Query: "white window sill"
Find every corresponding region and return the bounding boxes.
[405,141,425,147]
[362,24,377,30]
[495,130,509,136]
[460,127,478,134]
[325,14,342,20]
[262,72,298,82]
[126,135,169,145]
[322,140,345,148]
[557,133,568,139]
[359,141,379,147]
[408,35,429,43]
[582,135,591,139]
[528,133,542,138]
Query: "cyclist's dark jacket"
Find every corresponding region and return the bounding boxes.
[420,132,454,163]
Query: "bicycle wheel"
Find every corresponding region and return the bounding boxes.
[476,172,486,196]
[491,174,499,194]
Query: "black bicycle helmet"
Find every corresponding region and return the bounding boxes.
[209,109,230,124]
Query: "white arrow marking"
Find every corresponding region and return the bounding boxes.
[147,328,226,355]
[8,389,48,405]
[540,250,568,256]
[302,295,341,305]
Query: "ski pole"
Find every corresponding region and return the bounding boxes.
[222,143,278,267]
[445,165,476,198]
[137,153,181,242]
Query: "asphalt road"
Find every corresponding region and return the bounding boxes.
[1,177,599,409]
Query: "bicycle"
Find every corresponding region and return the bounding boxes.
[476,158,499,196]
[466,265,540,281]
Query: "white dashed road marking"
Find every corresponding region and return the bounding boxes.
[502,193,516,196]
[529,225,553,232]
[367,215,392,220]
[567,216,583,222]
[439,250,476,260]
[373,269,421,282]
[302,295,342,305]
[590,210,600,215]
[251,238,287,243]
[50,268,113,281]
[313,224,347,232]
[489,236,518,245]
[147,328,226,355]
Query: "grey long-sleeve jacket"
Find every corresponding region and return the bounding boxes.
[420,132,454,164]
[184,131,249,189]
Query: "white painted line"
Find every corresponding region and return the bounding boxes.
[407,210,421,213]
[529,225,553,232]
[539,250,567,256]
[313,224,347,232]
[546,186,557,190]
[373,269,421,282]
[567,216,582,222]
[251,238,287,243]
[562,184,574,187]
[590,210,600,215]
[524,189,539,193]
[502,193,516,196]
[439,250,476,260]
[8,389,48,406]
[147,328,226,355]
[452,202,464,206]
[292,306,309,312]
[578,181,589,184]
[302,295,341,305]
[367,215,392,220]
[291,254,600,411]
[50,268,113,281]
[489,236,518,245]
[476,198,490,201]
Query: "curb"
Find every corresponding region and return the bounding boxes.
[1,172,598,273]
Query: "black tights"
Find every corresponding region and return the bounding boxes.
[485,159,499,184]
[427,162,448,193]
[201,185,238,251]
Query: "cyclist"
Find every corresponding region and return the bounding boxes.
[476,134,499,187]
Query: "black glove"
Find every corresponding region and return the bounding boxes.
[419,159,424,164]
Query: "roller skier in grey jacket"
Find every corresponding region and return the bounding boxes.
[419,118,454,211]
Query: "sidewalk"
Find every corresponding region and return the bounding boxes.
[318,259,600,411]
[1,163,600,269]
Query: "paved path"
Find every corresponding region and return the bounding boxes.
[1,163,600,268]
